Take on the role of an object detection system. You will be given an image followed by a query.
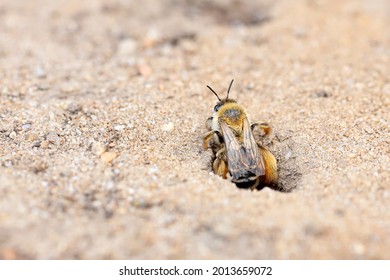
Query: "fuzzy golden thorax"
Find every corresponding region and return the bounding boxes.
[214,99,246,135]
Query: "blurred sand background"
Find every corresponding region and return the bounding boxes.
[0,0,389,259]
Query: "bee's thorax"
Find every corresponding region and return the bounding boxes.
[212,102,247,133]
[219,103,245,126]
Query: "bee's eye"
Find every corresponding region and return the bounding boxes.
[214,104,221,111]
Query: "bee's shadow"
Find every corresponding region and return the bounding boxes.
[235,180,298,193]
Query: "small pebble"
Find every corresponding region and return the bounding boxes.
[36,84,50,91]
[293,27,307,38]
[114,125,126,132]
[117,38,137,55]
[127,123,134,129]
[31,161,48,173]
[101,152,118,164]
[142,28,161,48]
[137,63,152,76]
[162,122,174,132]
[34,65,46,79]
[352,243,365,255]
[285,149,292,161]
[22,123,32,130]
[181,40,196,53]
[67,103,82,114]
[148,165,159,175]
[40,140,50,149]
[46,132,60,145]
[364,126,374,135]
[91,142,107,156]
[9,131,16,139]
[108,142,116,148]
[106,180,114,190]
[312,90,330,98]
[27,133,38,142]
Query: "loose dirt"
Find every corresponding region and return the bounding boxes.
[0,0,389,259]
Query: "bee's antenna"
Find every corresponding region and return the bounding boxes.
[227,79,234,99]
[207,85,221,101]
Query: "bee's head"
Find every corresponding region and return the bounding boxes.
[207,80,245,129]
[207,79,236,113]
[213,98,237,112]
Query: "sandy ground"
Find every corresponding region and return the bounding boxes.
[0,0,389,259]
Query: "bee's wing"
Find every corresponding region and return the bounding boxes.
[219,118,265,182]
[242,117,266,177]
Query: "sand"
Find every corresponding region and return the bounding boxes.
[0,0,389,259]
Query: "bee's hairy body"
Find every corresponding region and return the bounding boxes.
[212,101,246,140]
[203,85,278,190]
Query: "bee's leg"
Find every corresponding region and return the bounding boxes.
[251,122,272,136]
[250,177,260,191]
[213,158,229,179]
[215,147,226,160]
[203,130,223,150]
[213,147,228,179]
[205,117,213,131]
[257,144,278,186]
[203,130,215,150]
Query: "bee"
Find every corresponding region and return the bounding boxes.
[203,79,278,189]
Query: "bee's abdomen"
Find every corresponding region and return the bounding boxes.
[233,172,261,189]
[235,179,260,189]
[231,170,258,183]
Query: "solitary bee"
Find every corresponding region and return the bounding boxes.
[203,80,278,189]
